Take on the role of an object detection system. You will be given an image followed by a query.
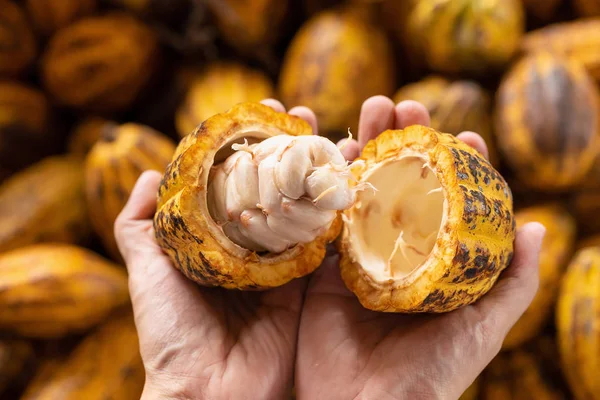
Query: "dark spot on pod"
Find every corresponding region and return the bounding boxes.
[421,289,445,306]
[457,171,469,180]
[120,365,135,379]
[474,254,490,270]
[442,270,451,278]
[464,268,477,279]
[495,183,501,191]
[484,175,490,185]
[454,243,470,265]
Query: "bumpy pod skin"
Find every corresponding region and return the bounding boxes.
[339,126,515,313]
[155,102,342,290]
[393,75,498,166]
[0,156,90,253]
[503,204,576,349]
[279,8,395,139]
[25,0,97,36]
[556,247,600,400]
[0,1,36,78]
[407,0,524,74]
[41,12,159,113]
[495,52,600,191]
[0,244,129,338]
[21,311,144,400]
[0,340,34,393]
[85,123,175,260]
[175,63,275,138]
[574,0,600,16]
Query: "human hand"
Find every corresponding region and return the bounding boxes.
[113,99,320,400]
[294,96,546,400]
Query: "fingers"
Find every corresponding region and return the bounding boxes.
[289,106,318,136]
[117,170,162,222]
[337,138,360,161]
[456,131,489,160]
[260,98,286,113]
[358,95,396,150]
[394,100,430,129]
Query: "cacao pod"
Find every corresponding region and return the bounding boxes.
[556,247,600,399]
[571,154,600,234]
[85,123,176,260]
[41,13,160,113]
[0,1,36,78]
[574,0,600,16]
[521,0,562,20]
[67,117,114,159]
[0,156,90,253]
[279,7,395,140]
[522,19,600,84]
[0,244,129,338]
[407,0,525,74]
[0,340,33,393]
[393,75,498,166]
[175,62,275,138]
[0,81,58,175]
[25,0,97,36]
[503,204,576,349]
[495,52,600,191]
[107,0,189,25]
[21,311,144,400]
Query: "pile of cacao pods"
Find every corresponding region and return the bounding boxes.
[0,0,599,398]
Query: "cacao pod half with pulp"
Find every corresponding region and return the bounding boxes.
[41,13,160,113]
[25,0,97,36]
[0,156,90,253]
[495,52,600,191]
[574,0,600,16]
[175,62,275,138]
[85,123,175,260]
[393,75,498,166]
[279,7,395,140]
[0,1,36,78]
[503,204,576,349]
[0,244,129,338]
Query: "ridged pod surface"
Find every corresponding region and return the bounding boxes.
[503,204,576,349]
[495,52,600,191]
[68,117,114,159]
[339,126,515,312]
[574,0,600,16]
[393,75,498,166]
[407,0,524,74]
[85,123,175,260]
[0,244,129,338]
[0,1,36,78]
[0,156,90,253]
[522,19,600,83]
[25,0,97,36]
[175,63,275,138]
[556,247,600,399]
[41,13,160,112]
[155,102,342,289]
[21,311,144,400]
[279,8,395,139]
[521,0,562,20]
[0,340,33,393]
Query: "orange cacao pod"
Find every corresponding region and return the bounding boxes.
[68,117,114,159]
[0,1,36,78]
[25,0,97,36]
[574,0,600,16]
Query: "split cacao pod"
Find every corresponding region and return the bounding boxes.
[25,0,97,36]
[175,63,275,138]
[0,244,129,338]
[21,311,144,400]
[495,52,600,191]
[279,7,395,139]
[556,247,600,399]
[41,13,160,113]
[0,340,34,394]
[68,117,114,159]
[0,1,36,78]
[503,204,576,349]
[0,156,90,253]
[85,123,175,260]
[522,19,600,83]
[393,75,498,166]
[406,0,525,74]
[574,0,600,16]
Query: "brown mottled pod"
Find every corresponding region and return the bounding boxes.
[556,247,600,399]
[25,0,97,36]
[0,81,58,175]
[502,204,576,349]
[85,123,175,260]
[279,7,395,140]
[175,62,275,138]
[0,156,90,253]
[522,19,600,83]
[68,117,114,159]
[0,1,36,78]
[407,0,524,74]
[574,0,600,16]
[521,0,563,20]
[393,75,498,166]
[495,52,600,191]
[0,340,34,394]
[21,311,144,399]
[41,13,160,113]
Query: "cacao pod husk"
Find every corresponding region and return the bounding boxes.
[21,311,144,400]
[25,0,97,36]
[0,244,129,338]
[85,123,175,260]
[0,340,34,394]
[0,156,90,253]
[41,12,160,113]
[175,62,275,138]
[279,7,395,140]
[67,117,114,159]
[495,52,600,191]
[574,0,600,16]
[0,1,36,78]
